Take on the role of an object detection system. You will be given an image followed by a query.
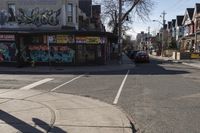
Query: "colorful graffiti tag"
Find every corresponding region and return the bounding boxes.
[28,45,49,62]
[0,7,61,27]
[76,36,106,44]
[0,43,16,62]
[50,46,75,63]
[28,45,75,63]
[17,8,61,27]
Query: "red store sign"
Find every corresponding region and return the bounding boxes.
[0,35,15,41]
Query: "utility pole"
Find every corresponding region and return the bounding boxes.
[161,10,166,56]
[162,11,166,26]
[147,26,150,50]
[118,0,122,64]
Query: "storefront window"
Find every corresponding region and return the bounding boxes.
[0,42,16,62]
[0,34,16,62]
[77,45,97,64]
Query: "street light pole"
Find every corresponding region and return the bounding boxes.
[153,11,166,57]
[161,11,166,57]
[118,0,122,64]
[153,20,163,56]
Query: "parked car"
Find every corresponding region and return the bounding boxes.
[126,50,138,60]
[134,51,150,63]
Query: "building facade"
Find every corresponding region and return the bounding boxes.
[181,8,195,52]
[175,15,184,49]
[193,3,200,52]
[0,0,116,66]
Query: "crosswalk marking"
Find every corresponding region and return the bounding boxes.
[19,78,54,90]
[113,70,129,105]
[51,74,86,92]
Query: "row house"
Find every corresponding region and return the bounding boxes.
[167,20,177,49]
[180,3,200,53]
[167,19,176,48]
[175,15,184,49]
[167,21,172,47]
[181,8,195,52]
[171,19,176,39]
[194,3,200,52]
[166,3,200,55]
[0,0,116,66]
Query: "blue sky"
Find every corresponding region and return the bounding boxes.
[128,0,200,39]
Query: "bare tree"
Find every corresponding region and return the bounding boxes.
[93,0,154,35]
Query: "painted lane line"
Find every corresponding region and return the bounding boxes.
[51,74,86,92]
[113,70,130,105]
[19,78,54,90]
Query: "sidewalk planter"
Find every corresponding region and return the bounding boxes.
[180,52,191,59]
[191,53,200,59]
[164,50,177,57]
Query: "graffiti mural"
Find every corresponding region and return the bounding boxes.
[17,7,61,27]
[28,45,75,63]
[50,46,75,63]
[0,43,16,62]
[28,45,49,62]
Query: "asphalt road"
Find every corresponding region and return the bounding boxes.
[0,59,200,133]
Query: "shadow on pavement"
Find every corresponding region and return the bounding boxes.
[130,59,190,75]
[0,110,43,133]
[90,59,190,75]
[32,118,67,133]
[0,110,66,133]
[0,59,190,75]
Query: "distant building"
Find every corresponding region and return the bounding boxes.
[136,31,151,51]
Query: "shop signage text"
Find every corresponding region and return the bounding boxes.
[0,35,15,41]
[76,37,105,44]
[48,35,74,44]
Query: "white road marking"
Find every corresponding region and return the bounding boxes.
[19,78,54,90]
[51,74,86,92]
[113,70,130,105]
[175,93,200,100]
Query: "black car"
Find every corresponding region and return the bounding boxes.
[134,51,150,63]
[127,50,138,60]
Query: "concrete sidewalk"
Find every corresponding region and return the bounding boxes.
[0,54,134,133]
[0,89,133,133]
[149,54,200,69]
[0,53,135,74]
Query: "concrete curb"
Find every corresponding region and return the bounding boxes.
[0,64,135,74]
[0,89,133,133]
[182,62,200,69]
[150,55,200,69]
[122,109,140,133]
